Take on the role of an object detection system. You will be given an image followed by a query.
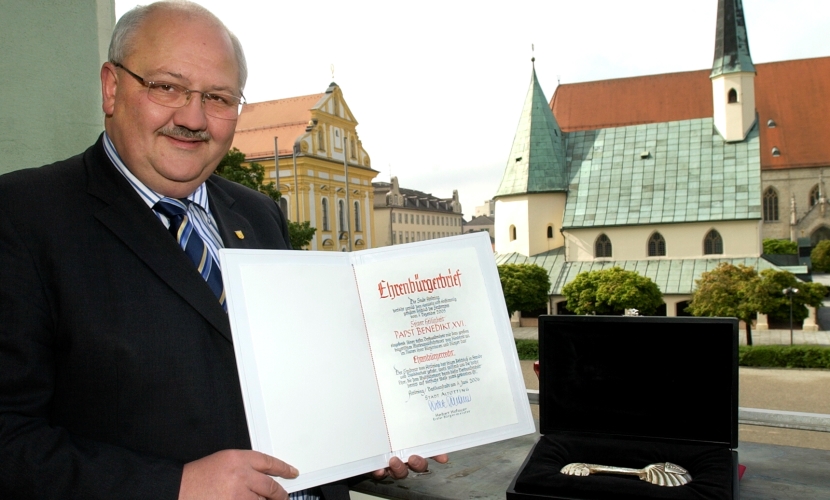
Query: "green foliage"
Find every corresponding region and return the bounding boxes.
[811,240,830,272]
[288,221,316,250]
[561,267,663,315]
[688,263,761,343]
[514,339,539,360]
[756,269,826,322]
[739,345,830,369]
[763,238,797,255]
[215,148,275,198]
[215,148,316,249]
[497,264,551,318]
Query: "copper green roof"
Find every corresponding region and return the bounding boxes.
[562,117,761,229]
[711,0,755,77]
[495,63,567,197]
[495,248,781,295]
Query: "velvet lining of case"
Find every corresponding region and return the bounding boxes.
[513,433,733,500]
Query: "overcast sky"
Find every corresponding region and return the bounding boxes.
[116,0,830,216]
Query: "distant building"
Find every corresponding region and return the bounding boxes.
[463,215,495,241]
[474,200,495,218]
[232,82,379,251]
[372,177,463,247]
[493,0,819,329]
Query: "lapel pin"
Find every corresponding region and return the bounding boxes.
[235,230,245,240]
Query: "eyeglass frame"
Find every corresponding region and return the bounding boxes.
[112,62,246,120]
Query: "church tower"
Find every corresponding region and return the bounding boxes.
[494,59,567,256]
[711,0,756,142]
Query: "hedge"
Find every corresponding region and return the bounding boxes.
[515,340,830,369]
[739,345,830,369]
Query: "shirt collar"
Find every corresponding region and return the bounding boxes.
[103,132,211,213]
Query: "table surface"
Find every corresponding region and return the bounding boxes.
[352,424,830,500]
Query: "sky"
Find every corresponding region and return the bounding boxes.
[115,0,830,217]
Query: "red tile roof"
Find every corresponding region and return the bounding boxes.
[550,56,830,170]
[232,93,325,159]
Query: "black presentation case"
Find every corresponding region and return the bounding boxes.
[507,315,739,500]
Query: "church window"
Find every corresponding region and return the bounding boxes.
[763,188,779,221]
[595,234,612,258]
[350,138,356,159]
[810,185,821,206]
[704,230,723,255]
[510,225,517,241]
[354,201,361,231]
[318,128,325,151]
[279,197,288,218]
[321,198,330,231]
[338,200,346,231]
[647,232,666,257]
[547,225,554,239]
[727,88,738,103]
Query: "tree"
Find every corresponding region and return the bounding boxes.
[756,269,826,324]
[763,238,797,255]
[561,267,663,316]
[497,264,551,318]
[287,221,316,250]
[687,263,761,345]
[215,148,316,249]
[811,240,830,272]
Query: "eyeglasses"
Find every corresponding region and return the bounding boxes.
[113,62,245,120]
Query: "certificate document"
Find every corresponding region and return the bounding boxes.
[219,232,535,493]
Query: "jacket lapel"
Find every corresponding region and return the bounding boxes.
[206,178,264,250]
[85,139,232,341]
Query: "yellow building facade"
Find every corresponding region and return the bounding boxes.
[232,83,378,251]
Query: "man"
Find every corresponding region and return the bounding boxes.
[0,2,443,499]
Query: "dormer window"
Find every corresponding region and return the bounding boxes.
[727,88,738,103]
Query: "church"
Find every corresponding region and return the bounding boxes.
[232,82,379,251]
[493,0,827,328]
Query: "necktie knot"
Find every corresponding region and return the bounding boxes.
[154,197,189,219]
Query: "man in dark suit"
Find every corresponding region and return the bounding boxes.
[0,2,441,499]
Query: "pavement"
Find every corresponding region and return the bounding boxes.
[514,324,830,451]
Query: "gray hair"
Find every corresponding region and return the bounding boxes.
[108,0,248,93]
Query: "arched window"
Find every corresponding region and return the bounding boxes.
[279,197,288,217]
[763,187,779,221]
[648,232,666,257]
[338,200,346,231]
[727,88,738,103]
[318,128,325,151]
[595,234,612,258]
[350,138,356,159]
[321,198,330,231]
[547,225,554,239]
[704,230,723,255]
[354,201,361,231]
[810,184,822,207]
[509,225,517,241]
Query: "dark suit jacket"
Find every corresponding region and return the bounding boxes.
[0,135,292,499]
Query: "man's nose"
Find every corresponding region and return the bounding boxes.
[174,91,209,130]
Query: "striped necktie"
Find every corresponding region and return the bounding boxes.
[154,197,226,310]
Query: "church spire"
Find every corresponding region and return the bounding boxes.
[711,0,755,78]
[710,0,756,142]
[494,59,566,198]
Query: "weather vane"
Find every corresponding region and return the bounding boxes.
[531,43,535,63]
[330,64,335,81]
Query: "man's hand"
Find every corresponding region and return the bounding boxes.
[179,449,298,500]
[371,454,449,480]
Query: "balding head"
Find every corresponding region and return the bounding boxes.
[108,0,247,92]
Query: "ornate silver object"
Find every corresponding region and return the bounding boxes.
[560,462,692,486]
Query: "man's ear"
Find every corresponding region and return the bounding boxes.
[101,62,118,116]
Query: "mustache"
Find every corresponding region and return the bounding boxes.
[159,126,211,142]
